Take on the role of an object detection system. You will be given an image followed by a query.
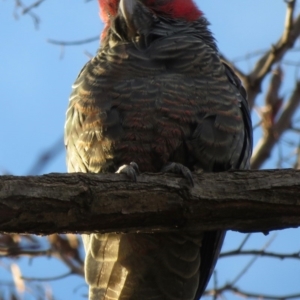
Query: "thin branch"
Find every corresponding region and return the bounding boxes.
[294,137,300,168]
[27,136,64,175]
[220,249,300,260]
[206,285,300,300]
[213,271,218,300]
[13,0,43,29]
[283,60,300,67]
[52,253,83,276]
[229,233,276,286]
[237,233,251,251]
[22,0,46,14]
[246,7,300,108]
[251,81,300,169]
[231,48,269,63]
[47,36,99,46]
[0,248,52,257]
[22,271,75,282]
[263,66,283,133]
[220,54,247,82]
[282,0,296,43]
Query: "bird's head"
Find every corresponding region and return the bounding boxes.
[98,0,203,40]
[98,0,202,23]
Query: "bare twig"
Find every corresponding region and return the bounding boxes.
[22,0,46,14]
[206,285,300,300]
[13,0,44,29]
[262,66,283,133]
[282,0,296,43]
[220,54,247,82]
[22,271,75,282]
[213,271,218,300]
[0,248,52,257]
[27,136,64,175]
[245,4,300,108]
[228,234,277,286]
[220,249,300,260]
[251,81,300,169]
[237,233,251,251]
[294,137,300,168]
[232,48,269,63]
[47,36,99,46]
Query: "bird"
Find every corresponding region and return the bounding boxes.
[64,0,253,299]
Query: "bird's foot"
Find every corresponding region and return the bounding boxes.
[161,162,194,187]
[116,162,140,182]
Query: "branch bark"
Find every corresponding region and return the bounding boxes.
[0,170,300,235]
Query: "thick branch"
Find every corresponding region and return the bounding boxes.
[0,170,300,235]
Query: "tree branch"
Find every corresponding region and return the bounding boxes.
[21,0,46,14]
[206,285,300,300]
[1,170,300,235]
[246,7,300,108]
[251,81,300,169]
[47,36,99,46]
[220,249,300,260]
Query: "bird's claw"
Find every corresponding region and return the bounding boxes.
[116,162,140,182]
[161,162,194,187]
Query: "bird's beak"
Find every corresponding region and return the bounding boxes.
[119,0,138,33]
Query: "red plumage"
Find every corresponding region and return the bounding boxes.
[98,0,119,23]
[147,0,202,21]
[99,0,202,22]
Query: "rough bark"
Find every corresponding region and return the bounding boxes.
[0,170,300,235]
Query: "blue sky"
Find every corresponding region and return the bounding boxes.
[1,1,300,299]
